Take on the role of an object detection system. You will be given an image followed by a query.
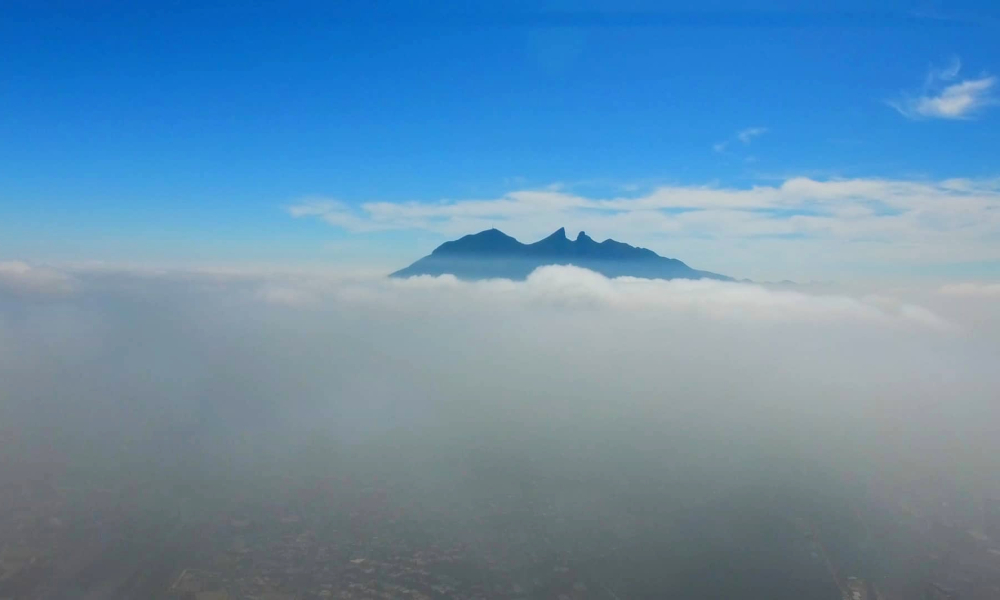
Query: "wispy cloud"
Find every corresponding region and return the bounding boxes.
[736,127,768,144]
[713,126,768,153]
[286,197,389,232]
[889,57,998,120]
[288,176,1000,279]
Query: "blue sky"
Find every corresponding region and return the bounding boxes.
[3,1,1000,281]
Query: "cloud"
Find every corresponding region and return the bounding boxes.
[0,268,990,476]
[907,78,997,119]
[0,261,76,295]
[736,127,768,144]
[256,285,320,307]
[713,126,768,153]
[369,266,951,330]
[939,282,1000,297]
[288,176,1000,279]
[286,197,387,232]
[1,265,997,595]
[889,58,998,120]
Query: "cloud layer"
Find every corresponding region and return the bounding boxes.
[3,264,999,595]
[2,265,994,451]
[939,281,1000,297]
[0,261,76,295]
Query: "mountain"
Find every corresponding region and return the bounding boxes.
[390,228,732,281]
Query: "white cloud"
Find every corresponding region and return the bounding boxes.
[383,265,954,330]
[288,176,1000,279]
[286,197,388,232]
[256,285,320,307]
[736,127,768,144]
[889,58,998,120]
[910,78,997,119]
[712,126,768,153]
[0,261,76,295]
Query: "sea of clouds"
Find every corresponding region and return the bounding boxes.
[1,261,998,505]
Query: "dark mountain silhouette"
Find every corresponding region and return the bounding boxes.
[390,228,732,281]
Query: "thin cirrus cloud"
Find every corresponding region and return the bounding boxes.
[713,126,768,153]
[889,57,997,120]
[737,127,768,144]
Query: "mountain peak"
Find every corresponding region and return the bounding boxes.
[392,228,732,282]
[530,227,573,255]
[546,227,567,240]
[430,227,520,256]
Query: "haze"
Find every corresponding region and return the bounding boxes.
[4,2,1000,598]
[2,263,999,598]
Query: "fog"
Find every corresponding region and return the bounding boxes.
[2,264,999,598]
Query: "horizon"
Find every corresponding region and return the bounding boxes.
[3,2,1000,284]
[4,4,1000,599]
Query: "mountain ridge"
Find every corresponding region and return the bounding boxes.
[391,228,732,282]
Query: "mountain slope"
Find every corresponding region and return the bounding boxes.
[390,228,732,281]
